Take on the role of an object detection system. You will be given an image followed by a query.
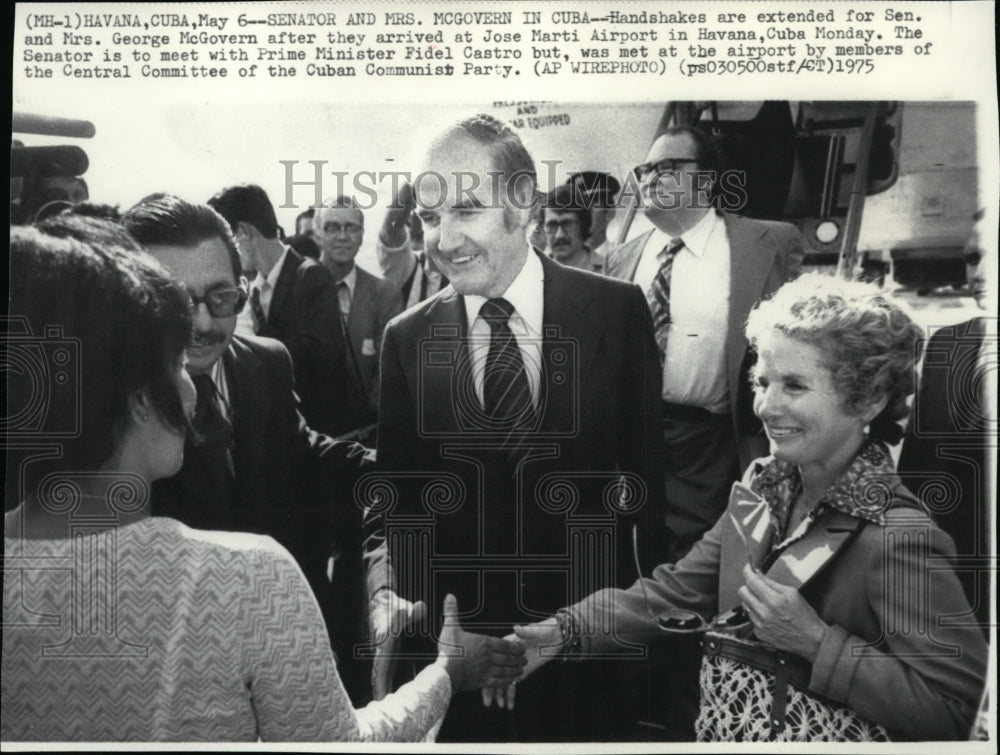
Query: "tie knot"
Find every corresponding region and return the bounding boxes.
[480,297,516,329]
[192,373,217,403]
[662,238,684,260]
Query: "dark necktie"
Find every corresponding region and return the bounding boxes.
[647,238,685,361]
[250,285,266,334]
[192,373,234,456]
[480,297,534,429]
[190,373,235,527]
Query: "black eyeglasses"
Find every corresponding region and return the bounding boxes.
[320,222,364,235]
[189,286,247,318]
[632,524,752,634]
[543,219,580,234]
[632,158,700,181]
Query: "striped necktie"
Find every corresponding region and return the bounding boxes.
[249,285,266,334]
[480,297,534,430]
[647,237,684,361]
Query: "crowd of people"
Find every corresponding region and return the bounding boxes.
[3,115,992,743]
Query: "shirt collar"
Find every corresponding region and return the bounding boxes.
[339,265,358,295]
[750,438,898,532]
[256,246,290,290]
[463,248,544,334]
[674,209,719,259]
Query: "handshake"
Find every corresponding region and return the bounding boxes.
[371,590,564,704]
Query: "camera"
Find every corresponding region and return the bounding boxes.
[417,323,578,439]
[2,317,82,438]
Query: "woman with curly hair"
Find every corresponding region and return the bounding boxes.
[507,274,988,741]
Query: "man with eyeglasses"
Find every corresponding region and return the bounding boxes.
[123,194,383,707]
[607,125,803,564]
[314,196,403,434]
[207,184,351,437]
[541,184,603,273]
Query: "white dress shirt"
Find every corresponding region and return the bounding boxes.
[336,265,358,318]
[462,249,545,410]
[253,247,290,322]
[634,210,732,414]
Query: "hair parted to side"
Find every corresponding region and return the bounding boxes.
[207,184,280,240]
[745,273,924,445]
[9,225,194,482]
[122,193,243,280]
[444,113,539,215]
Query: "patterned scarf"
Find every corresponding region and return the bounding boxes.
[749,439,899,543]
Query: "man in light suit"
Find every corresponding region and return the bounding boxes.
[374,114,667,741]
[606,125,803,561]
[123,194,380,706]
[208,184,352,436]
[313,197,403,433]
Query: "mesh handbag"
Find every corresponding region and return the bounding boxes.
[695,631,890,742]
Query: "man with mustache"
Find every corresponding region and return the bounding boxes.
[123,194,382,706]
[374,114,667,740]
[541,183,604,273]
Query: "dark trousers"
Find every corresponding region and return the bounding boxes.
[661,410,741,562]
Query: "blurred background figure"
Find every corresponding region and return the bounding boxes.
[376,180,448,312]
[286,208,321,260]
[898,205,997,628]
[541,184,603,273]
[313,196,402,436]
[567,171,621,258]
[209,184,352,437]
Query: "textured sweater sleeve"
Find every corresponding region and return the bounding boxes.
[240,540,449,742]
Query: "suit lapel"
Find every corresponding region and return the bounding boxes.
[537,255,602,435]
[224,338,267,487]
[606,229,654,282]
[726,213,776,347]
[420,288,469,435]
[348,268,374,356]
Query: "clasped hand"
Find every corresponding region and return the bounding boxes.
[372,590,526,697]
[481,617,563,710]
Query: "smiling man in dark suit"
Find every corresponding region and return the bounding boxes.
[373,114,667,741]
[208,184,351,437]
[122,194,379,705]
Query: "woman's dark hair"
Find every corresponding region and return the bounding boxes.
[746,273,924,445]
[9,225,193,480]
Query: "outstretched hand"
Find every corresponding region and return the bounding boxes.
[371,589,427,700]
[436,594,526,692]
[481,618,563,710]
